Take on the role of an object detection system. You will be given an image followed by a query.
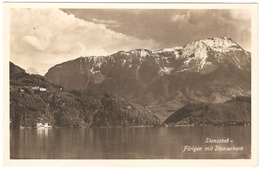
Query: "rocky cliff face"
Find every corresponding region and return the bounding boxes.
[45,37,251,121]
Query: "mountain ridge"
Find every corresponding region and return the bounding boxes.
[45,37,251,121]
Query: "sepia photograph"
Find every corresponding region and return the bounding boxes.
[3,2,258,167]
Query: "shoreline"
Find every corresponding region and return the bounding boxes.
[10,123,251,130]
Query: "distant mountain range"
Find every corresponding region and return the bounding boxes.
[26,67,39,75]
[45,37,251,121]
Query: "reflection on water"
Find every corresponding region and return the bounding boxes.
[10,126,251,159]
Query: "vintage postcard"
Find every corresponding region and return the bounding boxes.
[2,3,258,167]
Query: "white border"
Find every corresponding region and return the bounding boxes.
[2,2,258,167]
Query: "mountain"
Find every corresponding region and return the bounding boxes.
[164,96,251,125]
[10,62,160,129]
[10,62,25,75]
[45,37,251,121]
[26,67,39,75]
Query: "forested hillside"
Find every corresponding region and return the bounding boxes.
[10,62,160,129]
[164,96,251,125]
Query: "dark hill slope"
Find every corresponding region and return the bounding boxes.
[164,96,251,125]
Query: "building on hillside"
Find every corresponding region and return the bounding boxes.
[30,86,39,90]
[39,88,47,92]
[18,88,24,92]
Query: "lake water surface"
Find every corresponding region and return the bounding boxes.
[10,126,251,159]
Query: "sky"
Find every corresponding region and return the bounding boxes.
[10,8,251,75]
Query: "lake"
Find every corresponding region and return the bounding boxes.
[10,126,251,159]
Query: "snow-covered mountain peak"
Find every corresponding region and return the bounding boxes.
[46,37,250,81]
[154,46,183,53]
[173,37,249,73]
[181,40,208,57]
[116,49,153,58]
[201,37,243,53]
[177,37,244,57]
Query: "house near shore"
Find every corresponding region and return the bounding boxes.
[37,122,49,129]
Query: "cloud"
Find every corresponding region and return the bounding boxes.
[23,36,46,51]
[168,9,251,51]
[92,18,118,24]
[22,26,53,51]
[171,11,190,22]
[92,18,119,27]
[60,9,251,52]
[229,9,251,21]
[10,8,159,75]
